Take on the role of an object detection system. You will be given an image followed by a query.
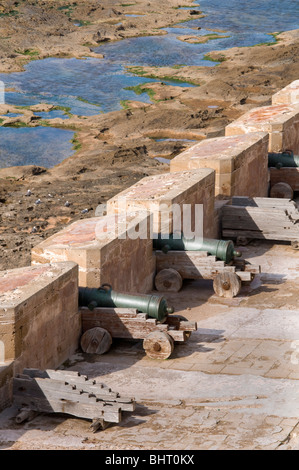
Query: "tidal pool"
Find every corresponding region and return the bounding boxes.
[1,0,298,117]
[0,0,298,168]
[0,127,75,169]
[0,57,194,116]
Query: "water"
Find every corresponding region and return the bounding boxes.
[0,58,194,116]
[0,0,298,168]
[0,127,75,168]
[197,0,299,35]
[1,1,298,117]
[0,113,23,118]
[33,109,70,120]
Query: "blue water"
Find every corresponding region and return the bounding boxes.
[0,127,75,168]
[0,58,194,116]
[33,109,70,120]
[0,0,298,168]
[0,113,23,118]
[1,0,298,116]
[197,0,299,34]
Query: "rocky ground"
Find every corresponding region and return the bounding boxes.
[0,0,299,271]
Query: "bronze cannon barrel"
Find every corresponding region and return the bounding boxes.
[79,284,174,322]
[268,150,299,168]
[153,233,242,264]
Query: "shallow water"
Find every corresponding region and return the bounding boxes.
[197,0,299,35]
[0,127,75,168]
[33,109,70,120]
[0,0,298,168]
[2,1,298,118]
[1,58,194,116]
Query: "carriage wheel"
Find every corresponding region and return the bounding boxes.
[80,327,112,355]
[155,268,183,293]
[213,272,242,298]
[270,182,294,199]
[143,331,174,360]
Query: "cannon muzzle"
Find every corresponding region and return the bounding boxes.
[153,233,242,263]
[268,150,299,168]
[78,284,174,322]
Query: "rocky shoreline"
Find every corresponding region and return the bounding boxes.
[0,0,299,271]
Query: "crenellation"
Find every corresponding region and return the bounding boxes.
[1,78,299,430]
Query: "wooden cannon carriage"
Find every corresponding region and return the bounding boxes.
[221,196,299,248]
[80,307,197,360]
[154,249,260,299]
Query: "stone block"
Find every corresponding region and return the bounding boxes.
[225,104,299,154]
[0,362,13,412]
[272,80,299,105]
[106,169,216,238]
[170,132,269,198]
[31,213,155,294]
[0,262,80,375]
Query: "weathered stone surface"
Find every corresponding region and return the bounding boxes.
[106,169,216,238]
[225,104,299,154]
[170,132,269,198]
[0,262,80,374]
[0,362,13,412]
[31,213,155,293]
[272,80,299,105]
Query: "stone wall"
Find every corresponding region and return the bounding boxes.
[0,262,80,407]
[1,79,299,412]
[0,262,80,371]
[225,103,299,154]
[272,80,299,105]
[106,169,216,239]
[170,132,269,198]
[31,212,155,294]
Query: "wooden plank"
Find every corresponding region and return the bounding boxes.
[13,377,122,422]
[14,396,121,423]
[222,229,299,241]
[231,196,297,208]
[22,369,110,391]
[13,378,135,422]
[80,308,171,339]
[165,316,197,332]
[236,271,254,282]
[18,371,135,411]
[155,250,234,280]
[167,330,188,343]
[79,307,140,318]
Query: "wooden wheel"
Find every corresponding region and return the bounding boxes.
[154,268,183,293]
[270,182,294,199]
[213,272,242,298]
[143,331,174,360]
[80,327,112,355]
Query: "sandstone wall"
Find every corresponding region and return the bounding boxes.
[170,132,269,199]
[31,213,155,294]
[106,169,216,239]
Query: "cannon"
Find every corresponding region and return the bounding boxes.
[79,285,196,360]
[153,233,242,264]
[79,284,174,322]
[268,150,299,168]
[268,150,299,198]
[153,233,259,298]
